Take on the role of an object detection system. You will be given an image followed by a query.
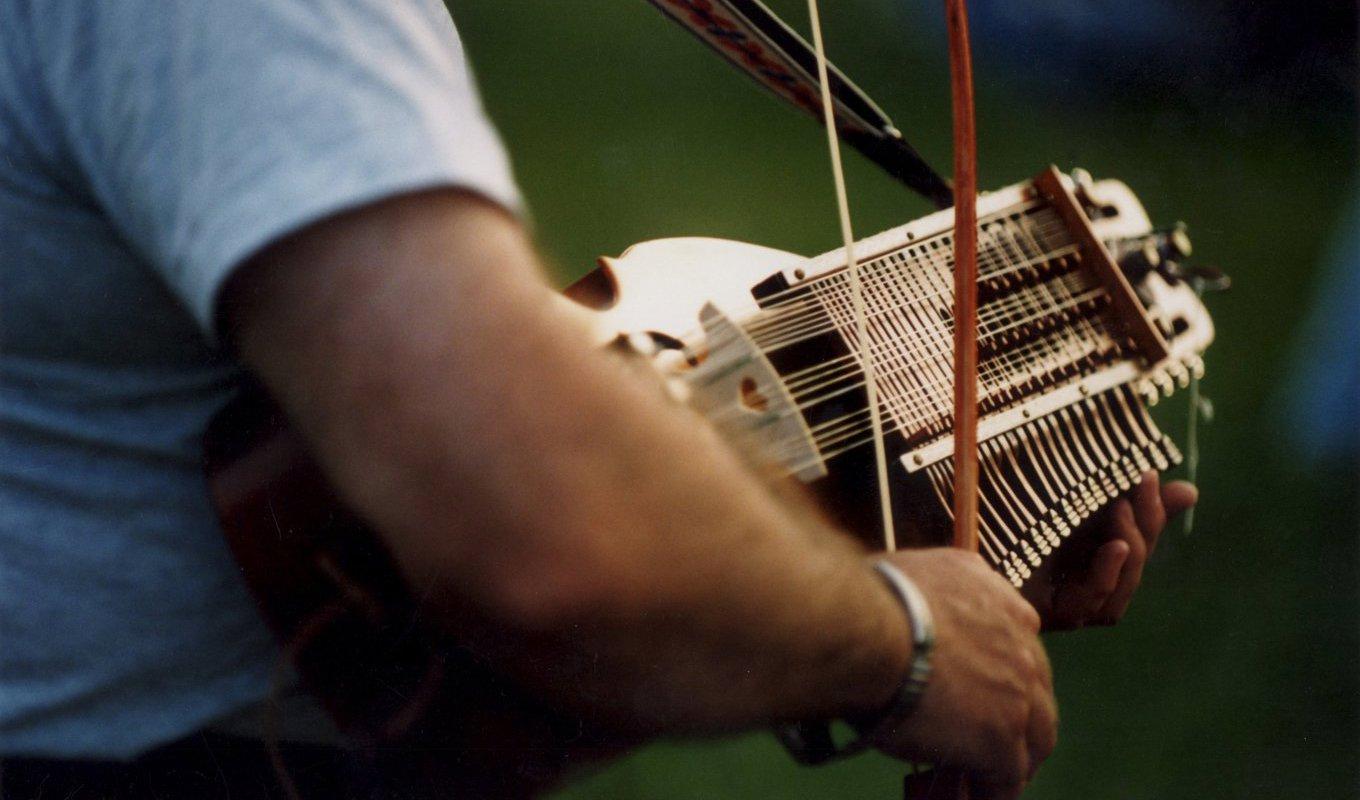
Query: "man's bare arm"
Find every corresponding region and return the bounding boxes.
[220,189,1052,793]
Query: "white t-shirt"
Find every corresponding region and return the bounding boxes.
[0,0,519,758]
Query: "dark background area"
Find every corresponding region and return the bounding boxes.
[446,2,1357,797]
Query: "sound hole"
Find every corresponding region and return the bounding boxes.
[739,377,770,412]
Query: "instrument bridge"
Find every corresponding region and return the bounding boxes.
[684,302,828,482]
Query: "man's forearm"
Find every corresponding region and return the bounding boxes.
[224,189,912,735]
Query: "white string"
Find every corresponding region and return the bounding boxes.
[783,286,1107,418]
[697,277,1118,472]
[748,236,1077,353]
[736,272,1109,423]
[689,215,1079,393]
[733,317,1124,479]
[805,0,896,551]
[738,214,1072,347]
[667,205,1067,367]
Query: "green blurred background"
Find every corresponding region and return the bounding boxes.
[447,2,1358,797]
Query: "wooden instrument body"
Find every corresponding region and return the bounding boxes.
[204,170,1214,796]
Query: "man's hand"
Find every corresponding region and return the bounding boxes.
[1025,473,1198,631]
[874,549,1057,800]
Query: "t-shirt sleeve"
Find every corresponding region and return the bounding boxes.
[36,0,522,335]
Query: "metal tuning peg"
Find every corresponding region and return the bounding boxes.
[1163,222,1193,260]
[1138,221,1194,262]
[1116,238,1162,277]
[1160,261,1232,293]
[1116,223,1189,267]
[1148,223,1230,292]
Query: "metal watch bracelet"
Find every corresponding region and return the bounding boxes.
[777,559,935,765]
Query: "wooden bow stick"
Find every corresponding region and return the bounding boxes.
[946,0,980,556]
[902,2,979,799]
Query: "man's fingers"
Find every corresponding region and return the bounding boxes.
[1048,540,1127,630]
[1161,480,1198,521]
[1040,478,1198,630]
[1082,539,1128,613]
[1026,686,1059,780]
[1096,500,1146,624]
[1130,472,1166,549]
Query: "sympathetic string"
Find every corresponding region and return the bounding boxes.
[695,225,1112,436]
[726,284,1110,425]
[723,210,1070,344]
[692,212,1077,366]
[747,240,1080,353]
[691,224,1121,466]
[715,273,1102,406]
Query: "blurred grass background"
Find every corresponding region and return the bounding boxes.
[448,2,1358,797]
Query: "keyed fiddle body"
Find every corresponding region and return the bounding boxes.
[563,167,1215,585]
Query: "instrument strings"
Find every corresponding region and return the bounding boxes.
[713,206,1063,336]
[695,216,1107,425]
[720,307,1114,473]
[758,260,1094,362]
[747,236,1077,352]
[708,278,1107,426]
[692,215,1122,482]
[692,211,1074,362]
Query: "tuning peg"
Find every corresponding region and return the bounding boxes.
[623,330,661,356]
[1141,240,1162,269]
[1160,222,1193,260]
[1161,261,1231,292]
[1114,235,1166,279]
